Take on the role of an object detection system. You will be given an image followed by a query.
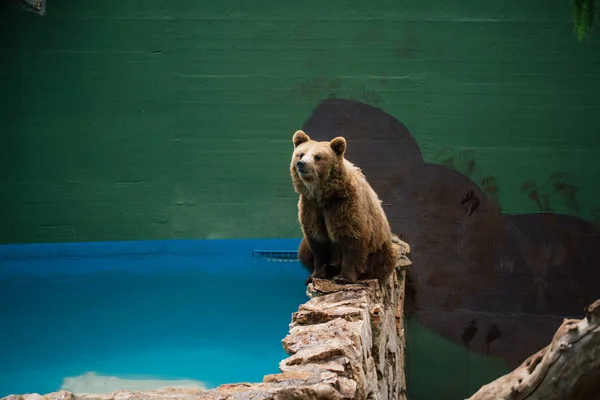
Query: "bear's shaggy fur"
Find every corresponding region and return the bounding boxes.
[290,130,397,285]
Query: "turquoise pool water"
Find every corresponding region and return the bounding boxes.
[0,239,308,397]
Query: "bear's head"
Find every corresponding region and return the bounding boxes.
[290,130,347,198]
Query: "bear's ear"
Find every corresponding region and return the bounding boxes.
[293,130,310,147]
[330,137,346,157]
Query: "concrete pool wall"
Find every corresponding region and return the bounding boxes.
[2,272,409,400]
[1,239,412,400]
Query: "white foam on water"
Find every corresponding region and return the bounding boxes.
[60,371,206,394]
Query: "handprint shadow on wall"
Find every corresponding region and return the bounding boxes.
[300,98,600,368]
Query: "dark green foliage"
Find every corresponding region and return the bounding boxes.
[573,0,596,40]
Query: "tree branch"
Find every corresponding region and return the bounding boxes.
[467,299,600,400]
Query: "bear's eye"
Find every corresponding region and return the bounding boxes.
[314,154,322,161]
[298,152,305,158]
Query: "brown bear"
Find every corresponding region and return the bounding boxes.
[290,129,397,285]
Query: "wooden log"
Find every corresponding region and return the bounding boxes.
[467,299,600,400]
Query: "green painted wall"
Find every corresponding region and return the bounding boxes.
[3,1,600,399]
[3,0,600,244]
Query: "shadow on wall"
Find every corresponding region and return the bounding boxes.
[300,98,600,368]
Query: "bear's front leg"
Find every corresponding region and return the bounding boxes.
[307,238,331,280]
[333,240,368,284]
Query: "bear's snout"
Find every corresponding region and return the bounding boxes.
[296,160,306,173]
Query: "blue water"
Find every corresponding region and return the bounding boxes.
[0,239,309,397]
